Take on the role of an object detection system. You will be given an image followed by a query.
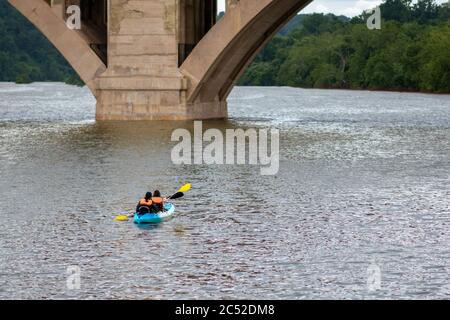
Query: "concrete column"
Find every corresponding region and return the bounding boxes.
[95,0,226,120]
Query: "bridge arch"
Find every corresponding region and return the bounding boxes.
[180,0,312,104]
[8,0,106,95]
[7,0,314,120]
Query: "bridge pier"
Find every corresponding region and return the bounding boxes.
[9,0,311,120]
[94,0,226,120]
[95,92,228,121]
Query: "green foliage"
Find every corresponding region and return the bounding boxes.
[0,1,83,85]
[0,0,448,93]
[419,21,450,92]
[239,0,450,93]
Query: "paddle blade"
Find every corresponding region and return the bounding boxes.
[178,183,191,193]
[169,192,184,200]
[114,215,129,221]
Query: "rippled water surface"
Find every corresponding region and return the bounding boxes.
[0,82,449,299]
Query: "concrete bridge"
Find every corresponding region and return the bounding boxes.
[8,0,312,120]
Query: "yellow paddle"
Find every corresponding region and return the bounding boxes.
[114,215,130,221]
[114,183,192,221]
[177,183,191,194]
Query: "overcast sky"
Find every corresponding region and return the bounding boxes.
[218,0,449,17]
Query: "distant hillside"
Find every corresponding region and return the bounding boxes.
[278,15,305,35]
[279,14,349,35]
[1,0,449,93]
[0,0,81,84]
[238,0,450,93]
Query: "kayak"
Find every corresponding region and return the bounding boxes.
[133,203,175,224]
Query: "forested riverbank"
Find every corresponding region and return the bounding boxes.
[239,0,450,93]
[0,0,449,92]
[0,1,81,85]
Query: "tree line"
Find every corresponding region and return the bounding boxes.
[239,0,450,93]
[0,0,449,92]
[0,0,82,85]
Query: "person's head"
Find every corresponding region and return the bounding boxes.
[145,192,152,200]
[153,190,161,197]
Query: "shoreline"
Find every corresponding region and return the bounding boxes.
[239,85,450,96]
[3,81,450,97]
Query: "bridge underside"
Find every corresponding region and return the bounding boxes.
[8,0,311,120]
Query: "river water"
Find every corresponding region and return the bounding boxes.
[0,82,449,299]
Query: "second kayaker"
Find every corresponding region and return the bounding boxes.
[136,192,153,214]
[151,190,164,212]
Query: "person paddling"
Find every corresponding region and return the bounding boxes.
[114,184,191,222]
[151,190,164,213]
[136,192,153,214]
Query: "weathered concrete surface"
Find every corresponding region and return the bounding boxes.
[93,0,227,120]
[8,0,311,120]
[96,0,180,120]
[180,0,312,104]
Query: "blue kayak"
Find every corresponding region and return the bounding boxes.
[133,203,175,224]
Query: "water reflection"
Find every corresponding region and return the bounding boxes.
[0,83,449,299]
